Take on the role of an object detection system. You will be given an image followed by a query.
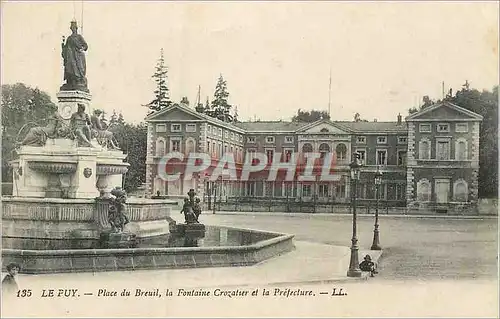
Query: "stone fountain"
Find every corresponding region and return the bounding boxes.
[1,21,294,274]
[2,20,175,243]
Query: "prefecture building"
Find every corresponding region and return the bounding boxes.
[144,100,482,214]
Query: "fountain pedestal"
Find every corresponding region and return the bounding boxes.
[99,230,137,249]
[176,223,206,238]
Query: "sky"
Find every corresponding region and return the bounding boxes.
[1,1,498,124]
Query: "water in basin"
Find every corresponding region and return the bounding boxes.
[2,225,279,250]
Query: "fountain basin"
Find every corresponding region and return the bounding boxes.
[2,197,177,239]
[2,226,295,273]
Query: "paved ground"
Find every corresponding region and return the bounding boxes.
[200,212,498,281]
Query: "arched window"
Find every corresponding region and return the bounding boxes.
[156,138,166,156]
[185,139,196,154]
[336,143,347,160]
[456,139,467,161]
[419,139,430,160]
[319,143,330,159]
[454,180,468,202]
[302,143,313,153]
[417,179,431,201]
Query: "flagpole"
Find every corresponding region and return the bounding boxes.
[81,0,84,34]
[328,66,332,117]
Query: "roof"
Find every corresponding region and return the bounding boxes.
[145,103,246,133]
[405,101,483,121]
[145,105,407,133]
[233,121,309,132]
[335,121,407,133]
[235,120,407,133]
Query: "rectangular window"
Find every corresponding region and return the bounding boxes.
[285,136,294,143]
[186,124,196,132]
[224,130,229,139]
[456,123,468,133]
[356,149,366,164]
[212,142,216,156]
[357,184,367,199]
[266,136,275,144]
[437,123,450,132]
[247,136,256,143]
[207,141,210,152]
[231,132,235,140]
[397,151,407,166]
[302,184,312,197]
[246,182,256,196]
[246,149,256,163]
[224,145,227,154]
[376,150,387,165]
[218,128,222,136]
[266,149,274,163]
[171,124,181,132]
[398,136,407,144]
[377,136,387,144]
[436,140,450,160]
[336,184,346,198]
[319,184,329,197]
[207,125,211,134]
[156,124,167,132]
[171,140,181,152]
[379,184,387,200]
[239,135,243,142]
[284,149,293,162]
[419,124,431,132]
[396,184,405,200]
[356,136,366,144]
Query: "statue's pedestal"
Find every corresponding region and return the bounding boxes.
[56,90,92,122]
[99,230,137,248]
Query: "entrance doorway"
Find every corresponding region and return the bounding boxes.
[435,179,450,204]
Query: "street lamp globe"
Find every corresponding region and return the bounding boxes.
[374,166,383,185]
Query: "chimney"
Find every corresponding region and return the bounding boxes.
[397,113,402,125]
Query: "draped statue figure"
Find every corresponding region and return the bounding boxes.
[61,20,89,92]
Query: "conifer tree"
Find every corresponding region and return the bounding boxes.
[145,48,171,113]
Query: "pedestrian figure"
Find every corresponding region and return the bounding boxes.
[2,262,20,295]
[359,254,378,277]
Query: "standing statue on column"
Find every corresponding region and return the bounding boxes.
[61,20,89,92]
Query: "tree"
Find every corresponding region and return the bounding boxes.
[409,95,435,114]
[1,83,57,192]
[353,112,369,122]
[291,109,330,122]
[109,110,118,127]
[144,48,171,113]
[110,121,147,192]
[449,85,498,198]
[206,74,233,122]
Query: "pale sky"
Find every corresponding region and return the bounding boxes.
[1,1,498,124]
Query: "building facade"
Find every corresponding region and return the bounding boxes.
[144,101,482,213]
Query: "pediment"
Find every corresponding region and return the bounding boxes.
[146,105,205,122]
[406,102,483,121]
[299,120,351,134]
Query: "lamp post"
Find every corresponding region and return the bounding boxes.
[371,166,383,250]
[347,153,362,277]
